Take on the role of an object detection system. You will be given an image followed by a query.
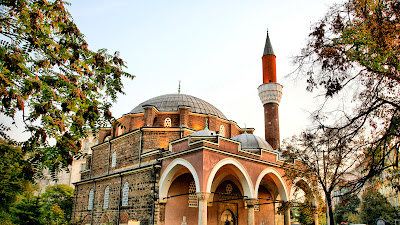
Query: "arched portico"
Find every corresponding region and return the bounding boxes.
[159,158,200,200]
[206,158,255,225]
[158,158,201,225]
[255,167,290,225]
[290,178,319,225]
[206,158,254,198]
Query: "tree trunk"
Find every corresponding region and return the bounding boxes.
[325,192,335,225]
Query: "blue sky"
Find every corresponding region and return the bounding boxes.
[65,0,336,140]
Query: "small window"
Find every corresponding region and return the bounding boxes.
[81,163,86,171]
[122,182,129,206]
[94,139,98,146]
[164,118,172,127]
[103,186,110,209]
[88,189,94,210]
[84,141,89,150]
[111,151,117,167]
[226,184,232,194]
[220,125,225,137]
[188,181,198,207]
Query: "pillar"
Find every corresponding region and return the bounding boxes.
[178,106,190,127]
[245,198,258,225]
[143,105,158,126]
[284,207,291,225]
[197,192,210,225]
[158,200,166,225]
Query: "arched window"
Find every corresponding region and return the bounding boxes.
[219,125,225,137]
[111,151,117,167]
[103,186,110,209]
[88,189,94,210]
[122,182,129,206]
[164,118,171,127]
[84,140,89,150]
[188,181,198,207]
[94,139,98,146]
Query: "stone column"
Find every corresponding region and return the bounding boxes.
[197,192,210,225]
[245,198,258,225]
[284,205,291,225]
[158,201,166,225]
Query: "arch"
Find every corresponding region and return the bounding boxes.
[159,158,200,200]
[254,167,289,201]
[206,158,254,198]
[291,177,318,207]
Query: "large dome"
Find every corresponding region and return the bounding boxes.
[129,94,227,119]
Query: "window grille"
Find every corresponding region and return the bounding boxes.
[122,182,129,206]
[111,151,117,167]
[226,184,233,194]
[220,125,225,137]
[164,118,172,127]
[88,189,94,210]
[103,186,110,209]
[188,181,198,207]
[254,199,260,211]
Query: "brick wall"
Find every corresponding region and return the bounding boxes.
[74,167,159,225]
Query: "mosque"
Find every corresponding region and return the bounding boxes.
[72,33,317,225]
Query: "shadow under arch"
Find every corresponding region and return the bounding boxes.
[159,158,200,200]
[290,177,318,207]
[255,167,289,201]
[206,158,254,198]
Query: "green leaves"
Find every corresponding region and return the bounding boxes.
[0,0,134,177]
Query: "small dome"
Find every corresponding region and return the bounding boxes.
[190,129,218,137]
[231,133,273,152]
[129,94,226,119]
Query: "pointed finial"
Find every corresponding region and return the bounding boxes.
[205,118,209,131]
[263,31,275,56]
[178,80,181,94]
[244,124,247,134]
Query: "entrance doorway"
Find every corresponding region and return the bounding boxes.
[220,209,235,225]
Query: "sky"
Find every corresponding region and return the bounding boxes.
[63,0,337,140]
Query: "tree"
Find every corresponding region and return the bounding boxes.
[333,192,360,224]
[0,139,33,212]
[285,0,399,224]
[283,127,361,225]
[360,188,398,225]
[41,184,74,222]
[9,184,44,225]
[0,1,133,175]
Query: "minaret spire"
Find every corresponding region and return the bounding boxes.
[263,31,275,56]
[261,31,277,83]
[258,31,283,150]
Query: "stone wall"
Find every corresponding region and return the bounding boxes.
[74,167,159,225]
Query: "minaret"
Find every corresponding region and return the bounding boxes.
[258,32,283,150]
